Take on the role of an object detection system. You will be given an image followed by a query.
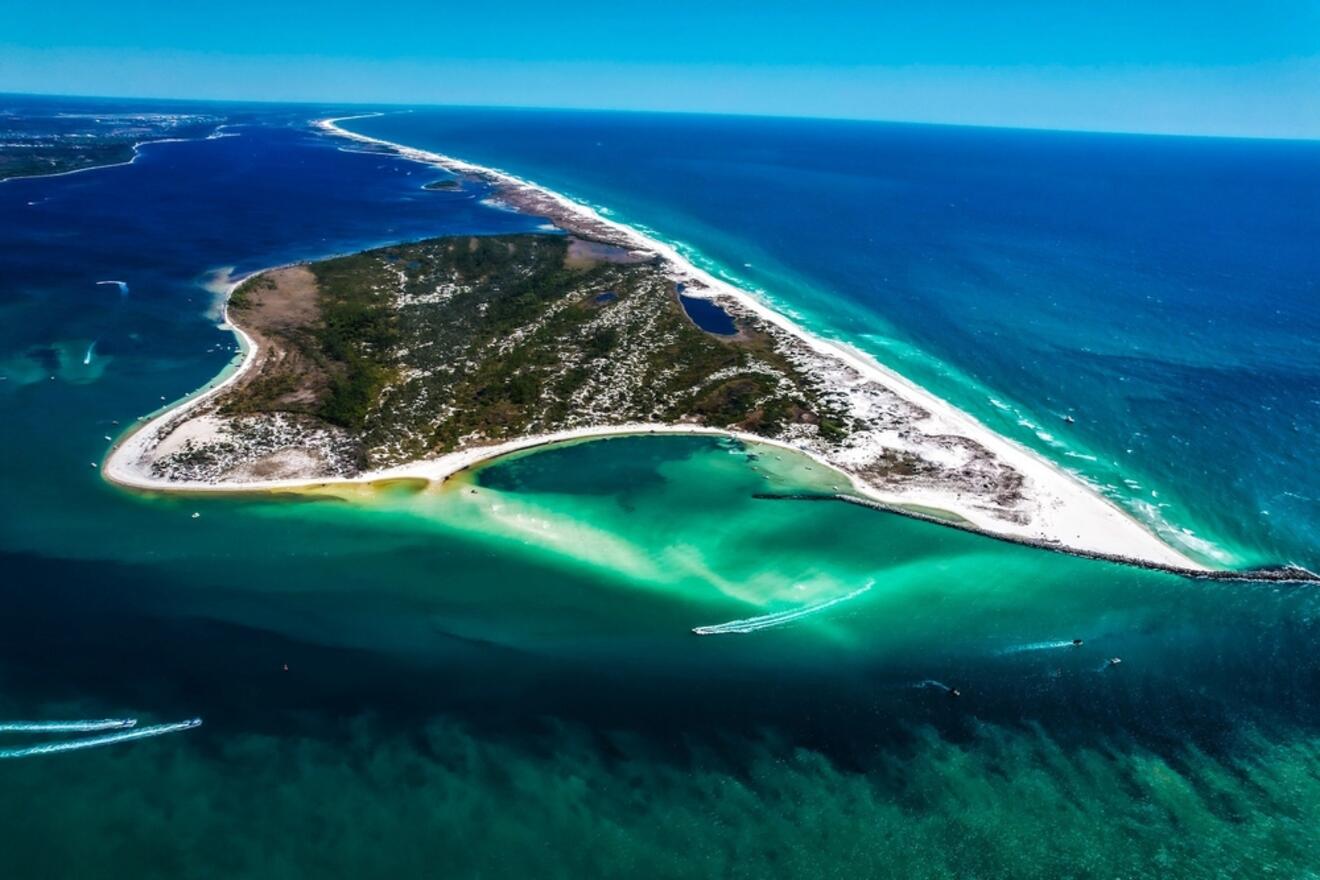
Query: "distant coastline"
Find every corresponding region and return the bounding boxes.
[0,125,236,184]
[0,143,139,184]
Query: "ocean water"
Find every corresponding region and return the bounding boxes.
[2,96,1320,877]
[346,109,1320,571]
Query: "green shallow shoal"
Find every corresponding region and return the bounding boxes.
[4,434,1320,877]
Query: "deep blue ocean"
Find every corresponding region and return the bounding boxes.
[3,95,1320,876]
[349,109,1320,570]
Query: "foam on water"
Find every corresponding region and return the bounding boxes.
[0,718,201,760]
[914,679,955,693]
[0,718,136,733]
[3,100,1319,873]
[96,280,129,296]
[997,640,1081,656]
[336,109,1320,571]
[692,580,874,635]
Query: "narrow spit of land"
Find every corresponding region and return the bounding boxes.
[108,225,1218,575]
[754,493,1319,583]
[104,116,1255,575]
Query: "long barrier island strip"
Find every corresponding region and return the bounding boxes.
[106,118,1236,573]
[754,494,1319,583]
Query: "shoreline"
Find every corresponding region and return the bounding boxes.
[314,114,1210,571]
[0,149,141,185]
[105,114,1210,572]
[754,494,1318,584]
[103,271,260,481]
[0,126,237,186]
[109,408,1320,582]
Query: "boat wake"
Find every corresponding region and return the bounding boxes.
[915,679,955,693]
[0,718,201,759]
[83,340,96,365]
[0,718,136,733]
[692,580,874,636]
[997,640,1082,655]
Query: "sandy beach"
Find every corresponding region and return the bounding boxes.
[105,114,1210,572]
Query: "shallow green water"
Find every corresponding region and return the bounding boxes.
[4,100,1319,877]
[6,435,1320,876]
[345,108,1320,573]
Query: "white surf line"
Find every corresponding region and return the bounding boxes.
[0,718,136,733]
[692,580,874,636]
[0,718,201,759]
[311,115,1209,571]
[103,116,1207,572]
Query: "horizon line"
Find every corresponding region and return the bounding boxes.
[4,88,1318,145]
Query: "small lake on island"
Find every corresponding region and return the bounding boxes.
[678,292,737,335]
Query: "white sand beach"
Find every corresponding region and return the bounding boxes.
[105,115,1208,572]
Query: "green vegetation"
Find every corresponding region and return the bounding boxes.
[219,233,848,470]
[0,143,138,181]
[309,256,402,429]
[0,115,223,181]
[227,274,275,312]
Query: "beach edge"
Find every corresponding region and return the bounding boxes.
[104,113,1212,573]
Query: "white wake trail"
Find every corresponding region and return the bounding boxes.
[0,718,201,759]
[693,581,874,636]
[997,640,1080,656]
[0,718,136,733]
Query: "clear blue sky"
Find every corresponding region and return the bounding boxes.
[2,1,1317,137]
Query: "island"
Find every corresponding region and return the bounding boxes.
[155,233,863,482]
[106,115,1320,582]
